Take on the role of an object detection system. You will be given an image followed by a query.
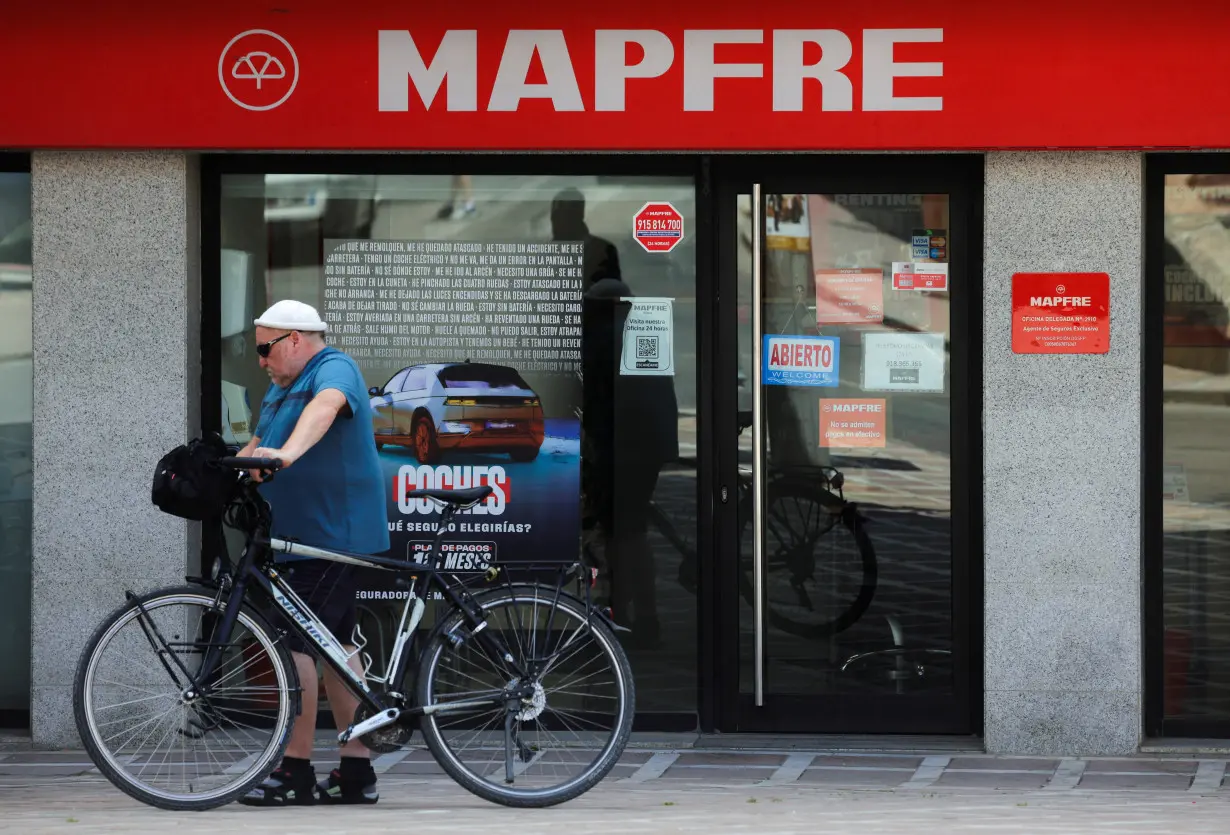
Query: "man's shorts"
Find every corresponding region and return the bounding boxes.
[273,558,359,655]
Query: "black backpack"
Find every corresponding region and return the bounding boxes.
[150,433,238,520]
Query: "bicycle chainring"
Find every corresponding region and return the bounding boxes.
[352,704,414,755]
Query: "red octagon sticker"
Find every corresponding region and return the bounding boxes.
[633,202,684,253]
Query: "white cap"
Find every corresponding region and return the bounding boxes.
[254,299,328,332]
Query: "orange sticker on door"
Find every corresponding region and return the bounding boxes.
[820,399,887,448]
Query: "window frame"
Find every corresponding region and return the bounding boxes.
[0,150,31,730]
[199,152,713,731]
[1143,151,1230,738]
[0,154,30,172]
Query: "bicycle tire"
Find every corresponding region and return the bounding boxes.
[416,583,635,808]
[737,482,877,639]
[73,585,299,811]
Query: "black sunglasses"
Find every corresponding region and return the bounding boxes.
[256,332,293,358]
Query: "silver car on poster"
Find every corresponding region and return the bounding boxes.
[369,362,545,465]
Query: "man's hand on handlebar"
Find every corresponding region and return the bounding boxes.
[248,446,297,482]
[220,455,284,483]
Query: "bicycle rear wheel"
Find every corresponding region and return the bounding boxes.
[417,584,634,807]
[73,585,298,810]
[738,481,877,639]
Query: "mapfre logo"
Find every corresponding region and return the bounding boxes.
[828,403,883,413]
[1029,284,1093,307]
[219,29,300,111]
[396,465,509,515]
[378,28,943,113]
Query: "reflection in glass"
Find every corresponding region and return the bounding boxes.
[218,173,698,714]
[0,170,32,722]
[739,192,955,706]
[1161,173,1230,725]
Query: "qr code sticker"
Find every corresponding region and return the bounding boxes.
[636,335,659,360]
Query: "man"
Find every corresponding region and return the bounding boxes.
[234,299,389,807]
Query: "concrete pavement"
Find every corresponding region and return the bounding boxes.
[6,776,1230,834]
[4,742,1230,833]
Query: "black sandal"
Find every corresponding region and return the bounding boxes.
[238,766,318,806]
[316,768,380,805]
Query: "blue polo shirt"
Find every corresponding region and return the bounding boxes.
[253,347,389,560]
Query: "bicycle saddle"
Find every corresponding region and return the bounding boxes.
[404,485,493,506]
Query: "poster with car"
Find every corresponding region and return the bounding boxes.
[321,238,584,594]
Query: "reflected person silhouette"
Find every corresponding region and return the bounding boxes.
[582,277,679,649]
[551,187,621,290]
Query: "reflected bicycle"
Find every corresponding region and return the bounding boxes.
[662,410,877,639]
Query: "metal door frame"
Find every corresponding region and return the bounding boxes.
[707,154,985,735]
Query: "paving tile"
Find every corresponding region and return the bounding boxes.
[797,768,905,787]
[1083,759,1198,774]
[0,765,93,776]
[2,752,97,763]
[674,752,785,767]
[810,755,921,770]
[948,756,1057,771]
[386,761,448,776]
[660,765,770,781]
[935,771,1049,790]
[1077,773,1193,791]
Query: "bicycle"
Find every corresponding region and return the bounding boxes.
[73,453,635,811]
[660,410,877,640]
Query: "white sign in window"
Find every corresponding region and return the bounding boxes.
[620,297,675,376]
[861,332,946,393]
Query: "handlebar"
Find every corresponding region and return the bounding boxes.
[220,456,283,471]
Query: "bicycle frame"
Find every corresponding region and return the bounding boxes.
[179,486,598,741]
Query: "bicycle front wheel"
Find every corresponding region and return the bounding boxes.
[73,585,299,810]
[417,583,635,807]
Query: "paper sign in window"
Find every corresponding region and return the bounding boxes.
[620,297,675,375]
[861,332,946,393]
[820,399,886,448]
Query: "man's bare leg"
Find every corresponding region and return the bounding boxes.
[239,650,321,805]
[321,644,373,760]
[284,651,320,759]
[315,645,379,802]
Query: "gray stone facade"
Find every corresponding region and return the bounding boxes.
[22,150,1147,753]
[29,152,201,746]
[982,152,1143,754]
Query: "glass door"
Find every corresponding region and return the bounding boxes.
[714,161,978,734]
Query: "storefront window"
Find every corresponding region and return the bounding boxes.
[736,192,956,708]
[0,165,32,725]
[1160,172,1230,728]
[216,170,698,715]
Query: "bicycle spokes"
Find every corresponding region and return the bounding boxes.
[78,593,294,806]
[421,587,631,796]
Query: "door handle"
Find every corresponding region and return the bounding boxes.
[751,183,765,708]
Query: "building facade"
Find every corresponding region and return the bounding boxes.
[2,2,1230,755]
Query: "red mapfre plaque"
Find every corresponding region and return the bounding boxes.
[1011,273,1110,354]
